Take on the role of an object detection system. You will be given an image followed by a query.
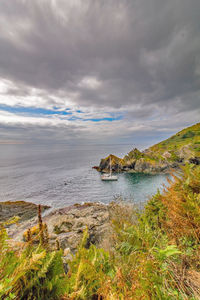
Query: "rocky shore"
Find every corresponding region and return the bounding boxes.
[0,201,50,223]
[5,202,111,254]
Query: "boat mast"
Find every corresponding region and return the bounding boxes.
[110,156,112,176]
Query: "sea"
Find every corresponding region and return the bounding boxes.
[0,143,169,209]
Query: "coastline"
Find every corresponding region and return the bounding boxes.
[0,201,50,223]
[4,201,111,253]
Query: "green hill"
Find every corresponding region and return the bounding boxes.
[148,122,200,158]
[98,122,200,173]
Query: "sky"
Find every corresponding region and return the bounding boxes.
[0,0,200,148]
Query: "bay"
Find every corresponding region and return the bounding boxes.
[0,143,169,209]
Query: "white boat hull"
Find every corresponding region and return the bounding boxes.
[101,175,118,181]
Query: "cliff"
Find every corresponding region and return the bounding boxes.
[98,122,200,173]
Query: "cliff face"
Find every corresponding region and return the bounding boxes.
[98,123,200,174]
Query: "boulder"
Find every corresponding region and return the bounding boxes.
[162,151,171,159]
[178,145,194,161]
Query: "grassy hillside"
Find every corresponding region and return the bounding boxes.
[148,122,200,159]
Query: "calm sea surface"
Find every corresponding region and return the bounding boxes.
[0,144,169,209]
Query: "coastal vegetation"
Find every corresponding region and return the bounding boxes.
[98,122,200,173]
[0,164,200,299]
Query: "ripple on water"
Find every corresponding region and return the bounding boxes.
[0,144,170,208]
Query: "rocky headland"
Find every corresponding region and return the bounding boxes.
[97,123,200,174]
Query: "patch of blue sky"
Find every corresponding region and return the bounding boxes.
[66,115,123,122]
[0,105,72,115]
[0,104,124,122]
[83,115,123,122]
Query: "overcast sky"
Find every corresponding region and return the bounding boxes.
[0,0,200,147]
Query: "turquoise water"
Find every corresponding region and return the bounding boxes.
[0,144,169,209]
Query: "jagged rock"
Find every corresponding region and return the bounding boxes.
[97,123,200,174]
[99,154,123,172]
[178,145,194,161]
[48,204,110,252]
[134,158,151,172]
[124,148,144,161]
[8,202,111,253]
[162,151,171,159]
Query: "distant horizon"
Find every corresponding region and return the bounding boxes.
[0,121,198,149]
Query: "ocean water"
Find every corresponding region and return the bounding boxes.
[0,144,169,209]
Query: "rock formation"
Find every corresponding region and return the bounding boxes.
[0,201,50,223]
[97,123,200,174]
[7,202,111,253]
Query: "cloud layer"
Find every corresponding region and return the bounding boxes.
[0,0,199,146]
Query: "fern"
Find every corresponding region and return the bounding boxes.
[0,215,66,300]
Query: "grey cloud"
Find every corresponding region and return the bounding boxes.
[0,0,200,145]
[0,0,199,109]
[0,121,87,143]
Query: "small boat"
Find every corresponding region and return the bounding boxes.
[101,157,118,181]
[101,173,118,181]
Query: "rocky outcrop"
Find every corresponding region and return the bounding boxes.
[98,154,124,173]
[8,202,111,253]
[97,147,198,174]
[0,201,50,223]
[177,144,196,162]
[97,122,200,175]
[98,148,176,174]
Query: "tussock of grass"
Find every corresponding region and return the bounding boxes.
[0,165,200,299]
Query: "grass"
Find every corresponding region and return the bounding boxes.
[149,122,200,154]
[0,165,200,299]
[124,122,200,165]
